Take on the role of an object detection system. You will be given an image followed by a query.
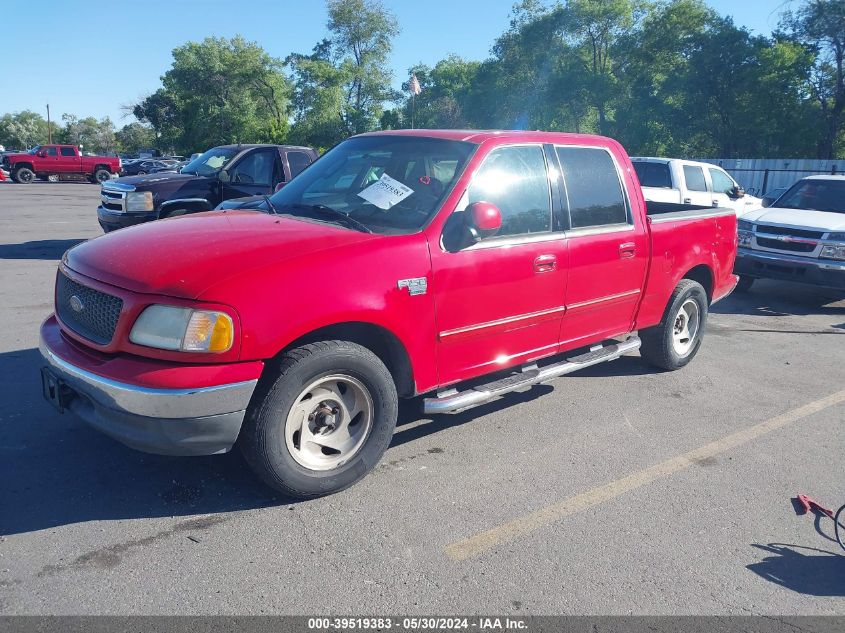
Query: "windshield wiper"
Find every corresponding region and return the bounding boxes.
[280,203,373,234]
[263,195,279,215]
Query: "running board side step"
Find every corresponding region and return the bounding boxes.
[423,337,641,415]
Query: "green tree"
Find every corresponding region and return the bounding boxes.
[288,0,399,146]
[133,36,291,153]
[779,0,845,158]
[58,114,117,154]
[0,111,49,149]
[115,122,157,154]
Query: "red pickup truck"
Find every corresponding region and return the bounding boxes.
[39,130,738,497]
[2,144,120,183]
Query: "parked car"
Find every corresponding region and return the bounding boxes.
[1,145,119,183]
[734,175,845,291]
[761,187,788,208]
[120,159,171,177]
[632,157,762,216]
[150,160,188,174]
[41,129,738,497]
[97,144,318,232]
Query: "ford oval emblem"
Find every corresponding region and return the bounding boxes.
[69,295,85,313]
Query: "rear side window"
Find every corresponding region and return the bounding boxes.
[633,162,671,188]
[466,145,552,237]
[60,147,76,157]
[288,151,312,179]
[556,146,628,228]
[683,165,707,192]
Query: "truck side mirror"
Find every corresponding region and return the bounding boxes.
[37,150,46,157]
[732,185,745,199]
[218,169,230,183]
[464,201,502,241]
[274,182,287,192]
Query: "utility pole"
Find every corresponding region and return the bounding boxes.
[46,104,52,144]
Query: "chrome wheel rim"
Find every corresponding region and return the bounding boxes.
[672,298,700,356]
[284,374,374,471]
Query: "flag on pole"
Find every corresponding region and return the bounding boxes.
[409,73,422,95]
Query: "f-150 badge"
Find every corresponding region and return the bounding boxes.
[397,278,427,296]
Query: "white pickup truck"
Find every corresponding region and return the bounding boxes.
[632,157,762,216]
[734,175,845,291]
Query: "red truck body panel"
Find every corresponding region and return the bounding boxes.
[48,130,737,398]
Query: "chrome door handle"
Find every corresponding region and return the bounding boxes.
[619,242,636,259]
[533,254,557,273]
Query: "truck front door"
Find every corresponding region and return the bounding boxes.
[554,145,649,349]
[430,143,569,386]
[222,148,281,202]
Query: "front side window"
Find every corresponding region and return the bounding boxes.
[557,146,628,228]
[709,168,735,195]
[229,150,275,186]
[776,179,845,214]
[44,147,58,157]
[463,145,552,237]
[683,165,707,192]
[60,147,76,157]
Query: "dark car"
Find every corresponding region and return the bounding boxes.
[120,159,171,177]
[97,144,318,232]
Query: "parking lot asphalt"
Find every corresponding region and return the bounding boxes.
[0,182,843,615]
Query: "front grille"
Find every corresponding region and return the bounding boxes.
[755,237,816,253]
[56,271,123,345]
[101,188,124,212]
[757,225,824,239]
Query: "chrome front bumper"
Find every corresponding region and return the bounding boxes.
[39,338,258,456]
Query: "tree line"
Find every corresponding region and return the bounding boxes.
[2,0,843,159]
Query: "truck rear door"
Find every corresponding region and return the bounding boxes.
[555,145,649,348]
[678,162,712,207]
[430,143,569,386]
[56,146,80,173]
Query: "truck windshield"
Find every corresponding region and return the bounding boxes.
[267,135,474,234]
[181,147,238,176]
[776,180,845,214]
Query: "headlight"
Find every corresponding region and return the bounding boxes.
[129,305,234,352]
[737,219,754,232]
[827,232,845,241]
[125,191,154,212]
[820,244,845,261]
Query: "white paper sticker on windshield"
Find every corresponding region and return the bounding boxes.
[357,173,414,210]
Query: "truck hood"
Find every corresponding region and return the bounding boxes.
[64,210,378,300]
[741,206,845,232]
[114,172,209,191]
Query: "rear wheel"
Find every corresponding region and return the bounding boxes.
[240,340,398,498]
[93,168,111,184]
[640,279,708,371]
[13,167,35,183]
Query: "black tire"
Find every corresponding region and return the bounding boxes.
[137,170,147,175]
[93,168,111,184]
[13,167,35,183]
[735,275,754,292]
[240,340,398,498]
[639,279,708,371]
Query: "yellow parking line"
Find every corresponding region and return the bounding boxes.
[444,389,845,561]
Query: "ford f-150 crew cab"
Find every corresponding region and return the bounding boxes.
[2,145,120,184]
[632,157,762,216]
[97,144,317,232]
[734,175,845,291]
[40,130,738,497]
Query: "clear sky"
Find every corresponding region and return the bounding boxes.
[0,0,790,126]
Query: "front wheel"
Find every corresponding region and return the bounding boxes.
[240,340,398,498]
[639,279,708,371]
[13,167,35,183]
